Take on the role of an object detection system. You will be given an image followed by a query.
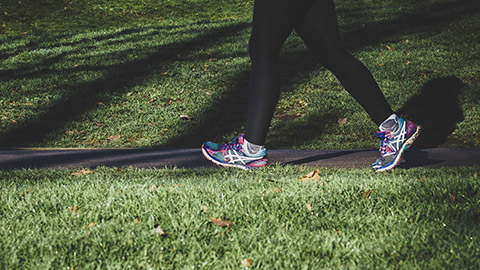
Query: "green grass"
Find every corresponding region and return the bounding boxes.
[1,0,479,149]
[1,1,480,268]
[1,166,479,268]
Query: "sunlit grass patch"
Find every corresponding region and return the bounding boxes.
[1,166,479,268]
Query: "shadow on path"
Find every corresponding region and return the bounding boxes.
[1,148,479,169]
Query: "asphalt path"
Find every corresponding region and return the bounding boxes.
[0,148,479,170]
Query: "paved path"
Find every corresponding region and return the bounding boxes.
[0,148,479,169]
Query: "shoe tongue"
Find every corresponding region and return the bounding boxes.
[238,135,245,145]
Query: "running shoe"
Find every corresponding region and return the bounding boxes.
[201,134,267,170]
[373,118,421,172]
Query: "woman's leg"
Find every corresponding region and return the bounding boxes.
[294,0,394,126]
[244,0,315,145]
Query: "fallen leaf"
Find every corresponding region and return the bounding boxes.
[241,258,253,267]
[134,217,140,224]
[148,98,157,103]
[267,187,280,194]
[71,169,93,176]
[107,135,121,141]
[67,206,79,212]
[88,222,96,228]
[386,45,392,51]
[161,71,168,76]
[417,177,428,183]
[180,114,192,120]
[299,169,320,182]
[153,224,166,235]
[474,171,478,179]
[362,190,372,198]
[449,194,456,201]
[209,217,232,227]
[201,205,208,212]
[338,118,348,125]
[306,203,312,211]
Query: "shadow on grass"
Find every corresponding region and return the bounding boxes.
[0,21,252,147]
[398,77,465,148]
[0,0,478,148]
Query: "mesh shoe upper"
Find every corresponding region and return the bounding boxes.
[202,135,267,170]
[373,118,420,171]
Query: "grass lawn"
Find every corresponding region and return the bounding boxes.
[1,166,480,268]
[1,0,479,149]
[1,0,480,268]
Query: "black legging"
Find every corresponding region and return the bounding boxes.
[244,0,394,145]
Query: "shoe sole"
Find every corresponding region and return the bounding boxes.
[376,125,421,172]
[201,144,258,170]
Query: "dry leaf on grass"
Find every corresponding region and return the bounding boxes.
[67,206,79,212]
[417,176,428,183]
[267,187,280,194]
[179,114,192,120]
[241,258,253,267]
[338,118,348,125]
[362,190,372,198]
[71,169,93,176]
[209,217,232,227]
[20,186,33,195]
[298,169,320,182]
[82,222,96,229]
[153,224,166,236]
[107,135,121,141]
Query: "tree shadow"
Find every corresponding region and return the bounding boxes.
[397,77,465,148]
[0,21,252,147]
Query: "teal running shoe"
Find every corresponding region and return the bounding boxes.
[373,118,421,172]
[202,135,267,170]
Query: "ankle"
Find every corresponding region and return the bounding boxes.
[242,138,266,156]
